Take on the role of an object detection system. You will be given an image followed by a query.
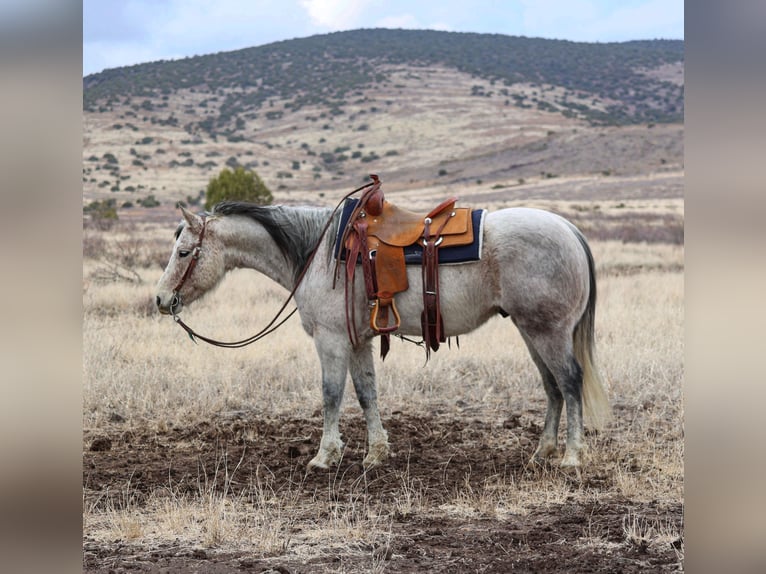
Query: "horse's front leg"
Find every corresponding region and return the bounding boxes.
[349,339,390,469]
[308,331,351,469]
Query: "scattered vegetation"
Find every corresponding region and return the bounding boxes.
[83,30,683,128]
[83,199,119,230]
[138,194,160,208]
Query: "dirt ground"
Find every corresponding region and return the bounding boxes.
[83,410,682,573]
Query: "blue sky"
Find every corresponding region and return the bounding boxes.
[83,0,683,76]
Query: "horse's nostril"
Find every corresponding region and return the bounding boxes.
[156,296,161,308]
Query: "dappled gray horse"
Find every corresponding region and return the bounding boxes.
[156,200,610,470]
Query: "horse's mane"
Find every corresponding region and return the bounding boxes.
[211,201,337,278]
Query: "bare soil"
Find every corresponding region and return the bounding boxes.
[83,410,682,572]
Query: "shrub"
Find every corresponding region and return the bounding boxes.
[83,199,118,229]
[139,194,160,208]
[204,167,273,210]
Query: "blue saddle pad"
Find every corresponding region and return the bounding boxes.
[334,198,486,264]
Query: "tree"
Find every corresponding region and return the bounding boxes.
[204,166,273,210]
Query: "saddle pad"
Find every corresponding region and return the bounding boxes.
[334,198,486,265]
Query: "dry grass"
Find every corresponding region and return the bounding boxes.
[83,213,683,568]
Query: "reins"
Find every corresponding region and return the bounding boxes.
[169,178,379,347]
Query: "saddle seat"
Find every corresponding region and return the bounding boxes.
[337,175,477,359]
[364,199,473,248]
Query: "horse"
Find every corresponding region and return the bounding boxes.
[155,198,611,470]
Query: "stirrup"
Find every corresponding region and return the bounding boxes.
[370,299,401,334]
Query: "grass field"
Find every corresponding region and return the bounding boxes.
[82,197,684,572]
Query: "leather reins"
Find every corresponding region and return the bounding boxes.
[169,179,378,347]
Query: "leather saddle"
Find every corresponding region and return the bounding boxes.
[336,175,476,359]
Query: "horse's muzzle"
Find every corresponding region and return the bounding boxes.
[156,293,182,315]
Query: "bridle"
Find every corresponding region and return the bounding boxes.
[170,216,207,313]
[167,178,379,348]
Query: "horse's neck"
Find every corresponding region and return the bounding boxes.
[219,216,295,290]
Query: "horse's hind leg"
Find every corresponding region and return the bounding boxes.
[521,334,564,463]
[557,357,585,469]
[308,330,350,469]
[349,340,390,469]
[520,330,585,469]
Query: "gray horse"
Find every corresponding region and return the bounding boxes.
[156,200,610,470]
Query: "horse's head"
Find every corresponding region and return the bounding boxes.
[155,206,225,315]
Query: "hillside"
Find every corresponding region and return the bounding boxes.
[84,29,683,126]
[82,29,684,214]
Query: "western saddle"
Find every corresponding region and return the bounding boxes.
[335,175,477,359]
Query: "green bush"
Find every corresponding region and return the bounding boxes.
[204,166,273,210]
[139,194,160,208]
[84,199,118,229]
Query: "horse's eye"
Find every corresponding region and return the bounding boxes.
[178,250,191,258]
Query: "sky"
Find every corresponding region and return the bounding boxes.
[83,0,683,77]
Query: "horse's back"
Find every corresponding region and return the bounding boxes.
[484,207,588,269]
[390,207,590,338]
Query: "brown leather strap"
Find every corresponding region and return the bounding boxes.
[426,196,457,220]
[337,175,396,353]
[420,212,453,356]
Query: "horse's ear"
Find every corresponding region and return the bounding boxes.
[180,205,204,234]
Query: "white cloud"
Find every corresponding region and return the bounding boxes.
[299,0,374,30]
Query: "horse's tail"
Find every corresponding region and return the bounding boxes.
[570,225,612,430]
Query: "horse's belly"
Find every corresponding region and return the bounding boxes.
[393,262,496,337]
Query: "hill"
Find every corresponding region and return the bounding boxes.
[82,29,683,213]
[85,29,683,127]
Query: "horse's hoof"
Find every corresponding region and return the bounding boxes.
[307,448,341,470]
[561,442,588,467]
[560,458,580,467]
[307,456,329,470]
[363,442,390,469]
[560,452,582,474]
[529,443,558,466]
